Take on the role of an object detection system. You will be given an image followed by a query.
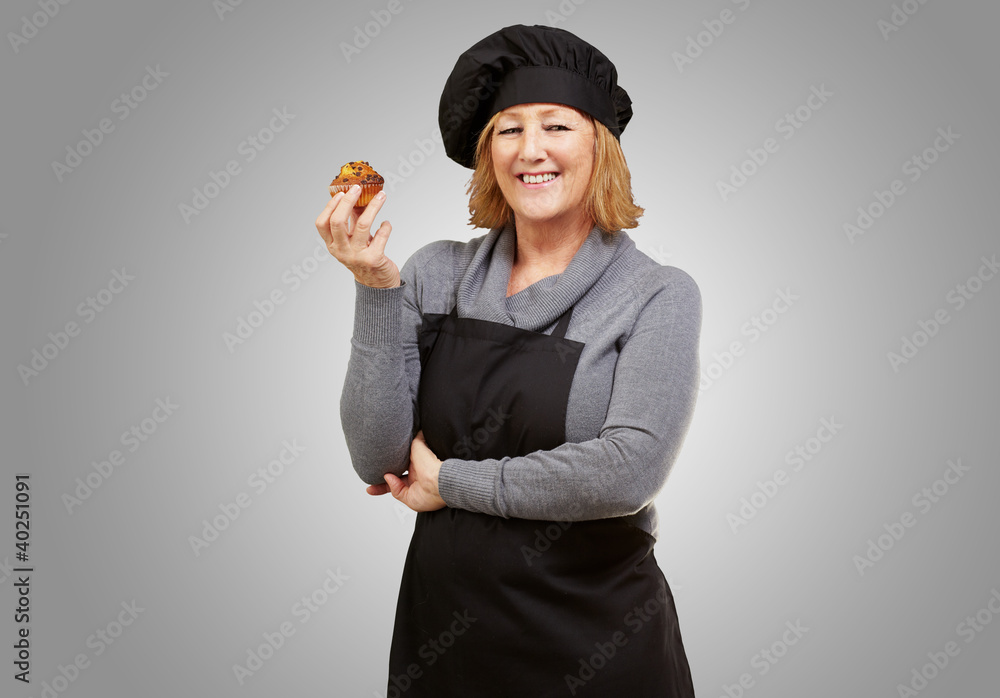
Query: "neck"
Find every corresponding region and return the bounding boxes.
[511,212,594,272]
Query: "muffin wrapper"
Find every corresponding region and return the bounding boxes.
[329,182,383,207]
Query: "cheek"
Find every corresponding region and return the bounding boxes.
[569,154,593,190]
[489,141,501,176]
[567,138,594,179]
[491,139,513,166]
[580,146,594,189]
[492,153,516,188]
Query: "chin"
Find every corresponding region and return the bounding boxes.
[514,211,574,228]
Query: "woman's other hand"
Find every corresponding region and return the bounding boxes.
[366,431,446,512]
[315,185,400,288]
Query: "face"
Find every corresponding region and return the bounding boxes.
[491,103,596,230]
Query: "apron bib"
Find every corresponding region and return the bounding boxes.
[387,306,695,697]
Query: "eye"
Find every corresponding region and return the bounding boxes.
[497,127,521,135]
[545,124,569,131]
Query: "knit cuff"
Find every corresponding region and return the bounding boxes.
[352,280,405,345]
[438,458,502,516]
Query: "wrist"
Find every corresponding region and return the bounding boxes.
[430,457,443,500]
[353,277,399,289]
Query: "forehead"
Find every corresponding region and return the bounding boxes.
[496,103,586,120]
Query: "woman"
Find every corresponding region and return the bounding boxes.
[317,24,701,697]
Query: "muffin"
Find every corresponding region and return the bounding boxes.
[329,161,384,207]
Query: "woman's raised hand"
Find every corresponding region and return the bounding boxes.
[316,185,400,288]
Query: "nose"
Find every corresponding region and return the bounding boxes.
[519,125,545,162]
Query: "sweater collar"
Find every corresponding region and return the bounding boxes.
[456,222,633,331]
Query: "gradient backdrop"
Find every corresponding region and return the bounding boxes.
[2,1,999,696]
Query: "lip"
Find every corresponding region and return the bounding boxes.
[516,172,560,188]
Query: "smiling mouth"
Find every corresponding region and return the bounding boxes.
[518,173,559,184]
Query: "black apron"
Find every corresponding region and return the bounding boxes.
[387,305,695,697]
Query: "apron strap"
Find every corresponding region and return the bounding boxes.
[551,306,574,339]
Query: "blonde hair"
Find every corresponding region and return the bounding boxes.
[466,110,644,232]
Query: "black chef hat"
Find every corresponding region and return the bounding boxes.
[438,24,633,169]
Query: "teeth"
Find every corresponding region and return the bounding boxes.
[522,173,557,184]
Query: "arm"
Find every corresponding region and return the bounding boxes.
[315,186,425,485]
[437,266,702,521]
[339,257,429,486]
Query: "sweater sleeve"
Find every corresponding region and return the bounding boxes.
[339,247,439,485]
[436,266,702,521]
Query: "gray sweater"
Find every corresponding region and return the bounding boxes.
[341,223,702,539]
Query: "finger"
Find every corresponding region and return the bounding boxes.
[325,192,357,253]
[355,191,387,233]
[410,432,428,456]
[367,220,393,256]
[315,194,343,247]
[329,185,364,240]
[353,218,375,246]
[343,183,364,210]
[366,483,390,496]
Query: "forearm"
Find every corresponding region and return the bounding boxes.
[438,403,696,521]
[438,265,702,521]
[438,347,700,521]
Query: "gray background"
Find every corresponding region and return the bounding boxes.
[2,0,998,696]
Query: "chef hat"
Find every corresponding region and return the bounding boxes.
[438,24,633,169]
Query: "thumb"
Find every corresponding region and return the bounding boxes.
[369,219,393,254]
[383,472,406,500]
